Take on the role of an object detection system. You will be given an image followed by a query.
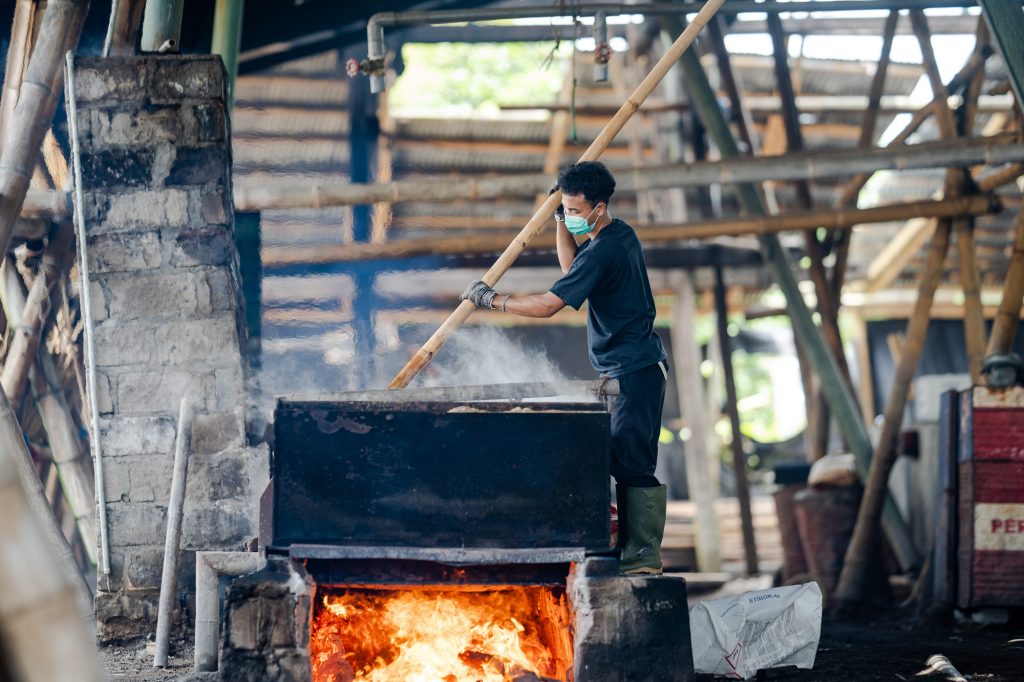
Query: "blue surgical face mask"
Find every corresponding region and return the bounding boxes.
[564,205,601,235]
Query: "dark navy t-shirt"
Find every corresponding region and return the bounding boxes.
[549,218,666,378]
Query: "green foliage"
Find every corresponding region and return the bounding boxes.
[390,42,569,112]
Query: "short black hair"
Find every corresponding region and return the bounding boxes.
[556,161,616,206]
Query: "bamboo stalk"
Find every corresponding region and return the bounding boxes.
[0,0,88,262]
[987,207,1024,355]
[714,265,758,575]
[837,48,992,207]
[232,135,1021,211]
[835,220,953,604]
[263,195,997,266]
[1,223,74,405]
[387,0,728,389]
[0,387,101,682]
[0,258,97,564]
[0,0,36,145]
[104,0,147,56]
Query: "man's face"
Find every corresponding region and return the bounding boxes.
[562,193,605,222]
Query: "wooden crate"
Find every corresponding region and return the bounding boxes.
[957,386,1024,609]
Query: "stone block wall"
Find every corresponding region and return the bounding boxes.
[70,55,268,642]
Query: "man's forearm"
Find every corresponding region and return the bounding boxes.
[554,220,577,273]
[501,292,566,318]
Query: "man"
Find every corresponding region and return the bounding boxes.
[461,161,669,574]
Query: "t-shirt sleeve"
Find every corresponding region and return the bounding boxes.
[549,249,604,310]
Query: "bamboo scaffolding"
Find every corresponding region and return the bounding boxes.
[0,0,87,262]
[836,11,981,602]
[987,193,1024,354]
[387,0,729,388]
[232,135,1021,211]
[1,223,74,405]
[104,0,147,56]
[835,221,954,604]
[0,258,97,565]
[0,389,101,682]
[673,21,920,572]
[714,265,758,575]
[263,195,997,266]
[837,47,993,207]
[0,0,36,146]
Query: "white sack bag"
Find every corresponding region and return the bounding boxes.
[689,581,823,679]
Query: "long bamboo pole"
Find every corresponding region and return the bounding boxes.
[388,0,727,388]
[714,264,758,575]
[0,0,36,145]
[834,221,954,604]
[232,135,1020,211]
[1,223,74,405]
[0,0,88,262]
[987,208,1024,355]
[263,195,998,266]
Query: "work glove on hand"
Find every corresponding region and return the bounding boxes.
[548,184,565,222]
[461,280,498,309]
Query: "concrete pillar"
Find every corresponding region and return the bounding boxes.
[69,55,268,642]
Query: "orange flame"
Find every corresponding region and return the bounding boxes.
[311,585,574,682]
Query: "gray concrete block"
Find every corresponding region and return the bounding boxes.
[115,368,210,415]
[106,501,168,547]
[87,231,161,273]
[201,268,239,312]
[166,146,229,187]
[89,280,109,324]
[83,106,189,149]
[194,103,227,143]
[95,589,159,643]
[100,416,177,457]
[96,370,115,415]
[191,410,245,455]
[572,558,694,682]
[150,56,226,103]
[91,189,189,234]
[166,225,235,267]
[199,189,230,224]
[123,546,168,590]
[92,322,157,367]
[153,315,239,364]
[212,364,246,412]
[181,501,254,548]
[104,271,199,321]
[73,60,148,103]
[80,148,157,189]
[103,454,175,504]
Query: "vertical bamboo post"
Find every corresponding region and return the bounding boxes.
[670,272,721,572]
[714,264,758,575]
[0,0,88,263]
[211,0,245,109]
[388,0,728,389]
[987,208,1024,355]
[835,220,953,604]
[104,0,148,56]
[0,0,36,145]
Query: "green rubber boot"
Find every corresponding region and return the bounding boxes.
[619,485,667,575]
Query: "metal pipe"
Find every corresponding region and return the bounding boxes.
[371,2,986,29]
[154,398,194,667]
[141,0,184,52]
[66,50,111,576]
[594,11,609,83]
[211,0,245,108]
[367,21,386,94]
[194,551,266,672]
[366,1,994,91]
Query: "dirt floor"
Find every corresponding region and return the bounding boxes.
[98,597,1024,681]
